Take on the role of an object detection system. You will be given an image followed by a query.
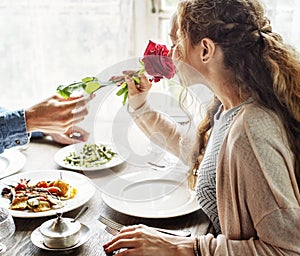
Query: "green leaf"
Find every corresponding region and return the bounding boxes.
[139,59,144,66]
[57,89,71,99]
[56,77,101,99]
[56,82,85,99]
[138,60,145,74]
[122,90,128,105]
[132,76,140,84]
[120,81,127,89]
[85,81,100,94]
[138,67,145,75]
[82,76,97,83]
[116,84,128,96]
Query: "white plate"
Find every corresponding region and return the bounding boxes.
[0,149,26,179]
[101,170,200,218]
[31,224,91,251]
[0,170,96,218]
[54,142,125,171]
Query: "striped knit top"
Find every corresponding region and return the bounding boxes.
[196,100,251,234]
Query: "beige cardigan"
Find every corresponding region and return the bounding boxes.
[130,102,300,255]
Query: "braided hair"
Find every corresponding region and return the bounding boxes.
[178,0,300,189]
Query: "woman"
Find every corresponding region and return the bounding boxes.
[104,0,300,255]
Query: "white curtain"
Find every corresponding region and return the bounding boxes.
[0,0,133,109]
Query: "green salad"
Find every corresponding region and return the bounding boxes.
[64,143,117,168]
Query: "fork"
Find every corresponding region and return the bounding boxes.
[146,161,168,171]
[105,226,119,236]
[98,215,191,237]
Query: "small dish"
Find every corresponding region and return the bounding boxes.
[40,213,81,249]
[30,223,91,251]
[54,142,125,171]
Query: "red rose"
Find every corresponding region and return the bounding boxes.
[142,40,176,81]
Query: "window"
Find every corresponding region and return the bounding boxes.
[154,0,300,51]
[0,0,133,109]
[262,0,300,50]
[157,0,176,45]
[1,0,299,110]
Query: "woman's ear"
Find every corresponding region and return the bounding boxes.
[200,38,215,63]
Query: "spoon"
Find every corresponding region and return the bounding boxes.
[71,206,88,223]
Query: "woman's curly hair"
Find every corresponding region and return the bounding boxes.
[177,0,300,188]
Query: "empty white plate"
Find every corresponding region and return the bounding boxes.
[101,170,200,218]
[0,148,26,179]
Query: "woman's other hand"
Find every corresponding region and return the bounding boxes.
[103,224,195,256]
[127,74,152,110]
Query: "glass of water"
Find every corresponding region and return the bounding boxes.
[0,207,15,254]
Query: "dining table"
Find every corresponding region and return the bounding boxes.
[2,134,211,256]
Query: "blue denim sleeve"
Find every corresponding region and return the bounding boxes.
[0,109,30,153]
[31,131,44,138]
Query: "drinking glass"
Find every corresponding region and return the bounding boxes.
[0,207,15,254]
